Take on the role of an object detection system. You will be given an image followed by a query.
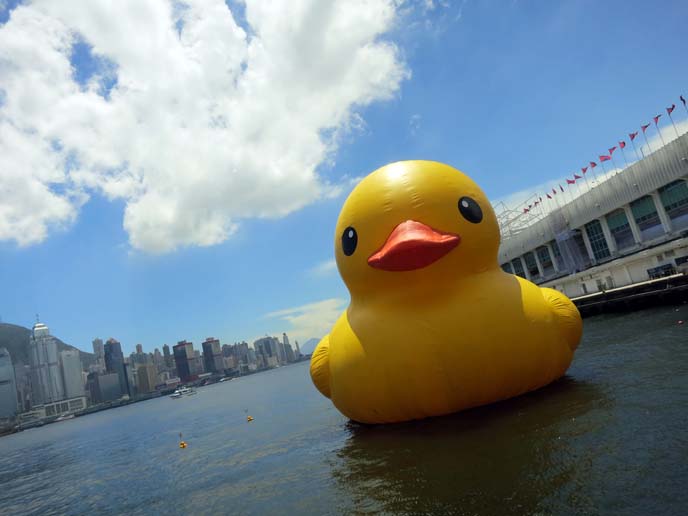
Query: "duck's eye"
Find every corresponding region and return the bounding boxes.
[341,226,358,256]
[458,196,482,224]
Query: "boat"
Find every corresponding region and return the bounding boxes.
[169,387,196,399]
[55,414,75,422]
[219,377,233,382]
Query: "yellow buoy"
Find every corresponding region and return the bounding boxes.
[246,415,254,422]
[179,441,187,448]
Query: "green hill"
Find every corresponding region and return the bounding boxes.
[0,322,95,369]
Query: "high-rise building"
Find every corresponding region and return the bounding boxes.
[86,372,121,403]
[295,340,301,360]
[254,337,281,368]
[29,321,65,405]
[173,341,194,382]
[0,347,18,419]
[60,350,84,399]
[104,338,128,397]
[14,363,32,412]
[162,344,173,368]
[92,338,105,371]
[136,363,158,393]
[135,344,143,354]
[202,338,224,374]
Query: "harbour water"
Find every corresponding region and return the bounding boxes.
[1,305,687,515]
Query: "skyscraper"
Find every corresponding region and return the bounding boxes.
[92,338,105,371]
[29,321,65,405]
[104,338,127,397]
[173,341,194,381]
[60,350,84,399]
[136,363,158,393]
[202,338,224,374]
[0,347,18,419]
[162,344,173,368]
[135,344,143,354]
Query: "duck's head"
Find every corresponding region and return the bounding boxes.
[335,161,500,298]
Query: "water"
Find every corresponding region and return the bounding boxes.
[1,305,687,516]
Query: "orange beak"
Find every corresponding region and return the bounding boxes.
[367,220,460,272]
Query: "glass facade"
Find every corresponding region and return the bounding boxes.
[658,180,688,228]
[585,220,611,261]
[536,246,554,275]
[523,252,539,278]
[631,196,663,239]
[501,262,513,274]
[511,258,526,278]
[549,240,564,270]
[606,209,635,250]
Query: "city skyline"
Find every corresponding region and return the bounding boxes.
[1,0,687,352]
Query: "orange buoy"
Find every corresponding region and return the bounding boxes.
[179,441,187,448]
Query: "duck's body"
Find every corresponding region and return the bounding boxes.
[310,161,582,424]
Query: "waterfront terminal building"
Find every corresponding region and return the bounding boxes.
[499,133,688,298]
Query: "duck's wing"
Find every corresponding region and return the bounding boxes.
[310,335,331,398]
[541,288,583,352]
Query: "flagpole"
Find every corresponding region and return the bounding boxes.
[620,145,630,168]
[610,155,620,175]
[630,135,641,161]
[599,161,608,183]
[654,119,666,147]
[668,112,680,139]
[641,129,652,154]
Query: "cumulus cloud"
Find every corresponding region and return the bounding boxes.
[264,297,347,343]
[308,258,337,276]
[0,0,409,252]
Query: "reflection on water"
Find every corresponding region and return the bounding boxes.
[334,378,607,515]
[0,305,687,515]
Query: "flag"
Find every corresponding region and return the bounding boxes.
[566,178,575,184]
[523,208,529,213]
[653,114,661,124]
[681,95,686,106]
[667,104,675,115]
[574,173,582,179]
[559,184,564,192]
[609,146,616,155]
[641,123,650,133]
[630,131,638,141]
[547,193,552,199]
[600,154,611,162]
[590,161,597,168]
[528,204,532,209]
[619,140,626,149]
[534,201,539,206]
[552,188,557,195]
[581,166,588,174]
[539,196,542,202]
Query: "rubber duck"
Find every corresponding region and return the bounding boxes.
[310,161,582,424]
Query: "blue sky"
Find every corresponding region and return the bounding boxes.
[1,0,687,354]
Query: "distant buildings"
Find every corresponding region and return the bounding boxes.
[0,347,18,419]
[92,338,105,372]
[162,344,173,368]
[104,338,129,398]
[136,363,158,394]
[29,322,65,404]
[202,338,224,374]
[60,350,84,399]
[173,341,194,382]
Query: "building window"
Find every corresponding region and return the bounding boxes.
[550,240,564,270]
[606,209,635,250]
[631,196,662,237]
[536,246,554,275]
[585,220,611,261]
[501,262,513,274]
[523,252,540,278]
[511,258,526,278]
[658,180,688,227]
[647,264,676,279]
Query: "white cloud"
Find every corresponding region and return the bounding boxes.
[309,258,337,276]
[264,297,347,343]
[0,0,409,252]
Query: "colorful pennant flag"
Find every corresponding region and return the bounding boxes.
[589,161,597,168]
[619,140,626,149]
[581,166,588,174]
[641,123,651,133]
[566,178,575,184]
[574,173,582,179]
[552,188,557,195]
[667,104,675,115]
[681,95,686,106]
[653,114,662,124]
[609,146,617,155]
[559,184,564,192]
[599,154,611,162]
[630,132,638,141]
[546,193,552,199]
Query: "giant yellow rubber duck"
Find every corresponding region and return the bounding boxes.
[310,161,582,424]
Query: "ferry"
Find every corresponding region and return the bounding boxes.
[169,387,196,399]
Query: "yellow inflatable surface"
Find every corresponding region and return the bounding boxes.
[310,161,582,424]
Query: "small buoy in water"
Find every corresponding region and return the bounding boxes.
[247,415,254,422]
[678,320,684,325]
[179,441,187,448]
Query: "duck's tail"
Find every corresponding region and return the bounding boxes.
[310,335,331,399]
[541,288,583,352]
